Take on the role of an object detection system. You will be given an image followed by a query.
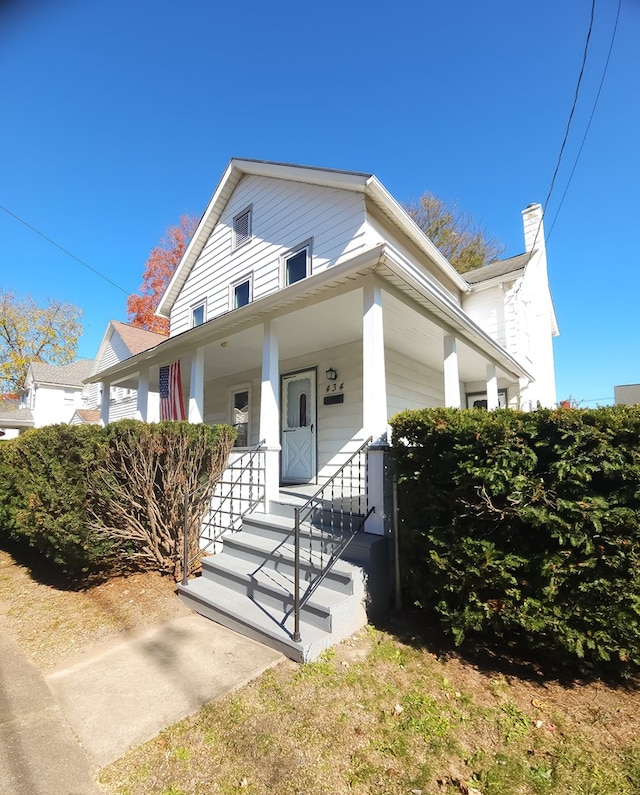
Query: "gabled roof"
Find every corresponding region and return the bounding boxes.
[29,358,94,388]
[464,252,531,285]
[90,321,168,377]
[71,408,101,424]
[157,158,469,317]
[110,321,167,355]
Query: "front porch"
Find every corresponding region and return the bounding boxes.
[178,455,391,663]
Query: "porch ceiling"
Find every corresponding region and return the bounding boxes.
[137,287,508,388]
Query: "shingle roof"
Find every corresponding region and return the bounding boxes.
[73,409,101,423]
[111,321,167,356]
[464,252,532,285]
[30,358,94,387]
[0,405,34,427]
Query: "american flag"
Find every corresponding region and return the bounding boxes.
[159,361,186,421]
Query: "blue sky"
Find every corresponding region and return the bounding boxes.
[1,0,637,406]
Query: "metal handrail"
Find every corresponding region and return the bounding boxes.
[182,439,266,585]
[292,436,373,642]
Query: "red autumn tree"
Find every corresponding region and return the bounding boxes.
[127,214,198,333]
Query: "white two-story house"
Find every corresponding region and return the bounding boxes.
[88,159,558,660]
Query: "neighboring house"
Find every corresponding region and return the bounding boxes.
[614,384,640,405]
[88,158,559,660]
[0,398,33,439]
[79,320,167,423]
[19,359,95,428]
[464,203,558,410]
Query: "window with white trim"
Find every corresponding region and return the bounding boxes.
[191,301,206,328]
[282,241,311,287]
[466,389,508,409]
[228,385,251,447]
[231,274,252,310]
[233,207,252,249]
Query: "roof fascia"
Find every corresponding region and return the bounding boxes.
[467,269,525,292]
[364,176,470,293]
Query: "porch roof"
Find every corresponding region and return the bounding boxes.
[87,243,533,389]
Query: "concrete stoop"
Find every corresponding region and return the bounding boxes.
[177,498,380,663]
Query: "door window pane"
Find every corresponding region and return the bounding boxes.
[287,378,310,427]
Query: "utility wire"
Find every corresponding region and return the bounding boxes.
[0,202,131,296]
[547,0,622,240]
[528,0,597,256]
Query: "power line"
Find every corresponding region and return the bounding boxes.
[547,0,622,240]
[528,0,597,256]
[0,203,131,296]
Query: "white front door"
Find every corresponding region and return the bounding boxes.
[281,369,316,484]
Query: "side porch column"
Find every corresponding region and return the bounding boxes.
[260,319,281,509]
[136,368,149,421]
[188,347,205,423]
[100,380,110,426]
[486,363,499,410]
[363,283,388,536]
[443,335,461,408]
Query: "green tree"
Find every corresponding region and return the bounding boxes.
[0,291,83,393]
[404,193,505,273]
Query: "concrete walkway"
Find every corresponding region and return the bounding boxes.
[1,613,283,793]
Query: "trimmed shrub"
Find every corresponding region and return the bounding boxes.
[88,420,236,580]
[0,424,112,574]
[391,406,640,675]
[0,420,236,580]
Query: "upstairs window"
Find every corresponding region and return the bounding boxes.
[232,275,252,309]
[233,207,252,249]
[283,241,311,286]
[191,301,206,328]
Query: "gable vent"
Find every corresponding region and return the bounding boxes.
[233,208,252,248]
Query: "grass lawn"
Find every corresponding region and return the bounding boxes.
[100,617,640,795]
[2,548,639,795]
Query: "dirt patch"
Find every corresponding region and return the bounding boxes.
[0,550,189,671]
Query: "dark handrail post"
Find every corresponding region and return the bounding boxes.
[182,491,190,587]
[293,506,301,643]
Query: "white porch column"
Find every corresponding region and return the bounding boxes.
[486,363,499,410]
[260,319,281,509]
[136,368,149,421]
[443,335,461,408]
[100,381,110,426]
[363,283,388,443]
[188,347,205,424]
[363,283,388,536]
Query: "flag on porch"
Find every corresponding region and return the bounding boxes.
[159,361,186,421]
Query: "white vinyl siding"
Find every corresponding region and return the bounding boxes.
[385,348,445,416]
[169,176,369,335]
[462,286,508,349]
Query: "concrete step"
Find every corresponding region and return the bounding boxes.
[177,577,342,663]
[200,553,350,630]
[242,512,358,556]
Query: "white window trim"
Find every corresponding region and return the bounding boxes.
[466,388,508,409]
[229,272,254,311]
[232,205,253,250]
[191,299,206,328]
[280,239,312,288]
[227,383,252,448]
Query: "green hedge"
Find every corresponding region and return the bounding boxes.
[0,420,235,579]
[390,405,640,675]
